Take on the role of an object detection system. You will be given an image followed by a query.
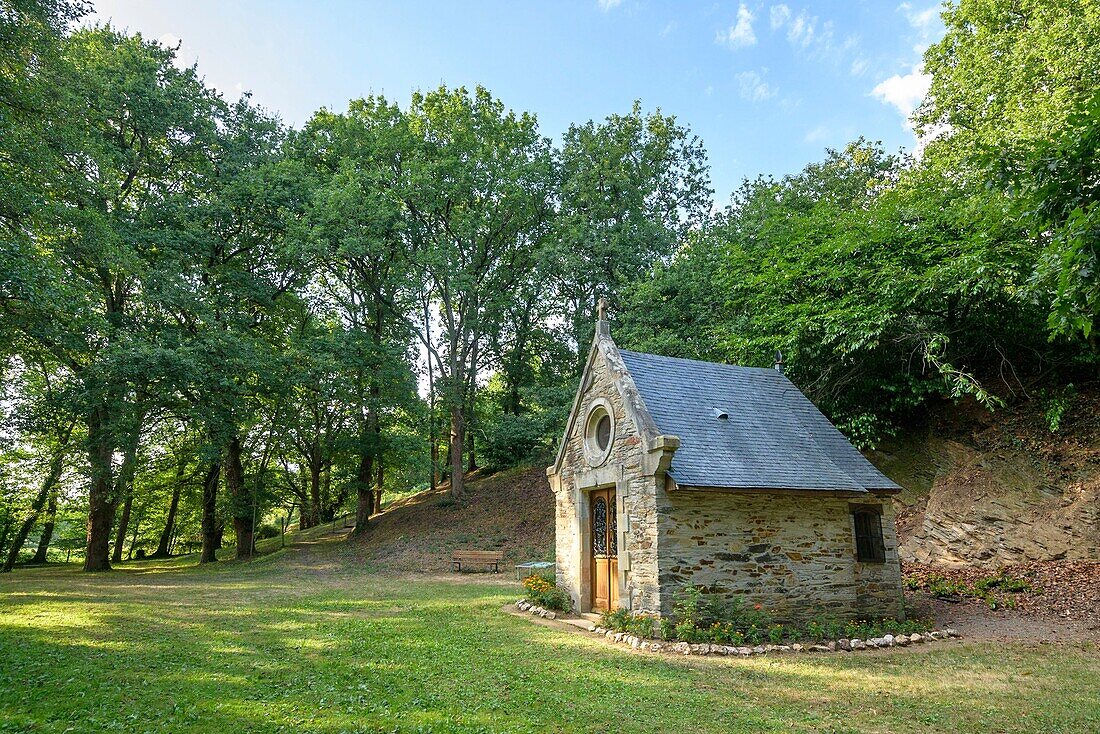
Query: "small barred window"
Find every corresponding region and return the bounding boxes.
[853,508,885,563]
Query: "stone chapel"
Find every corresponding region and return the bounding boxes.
[546,313,905,621]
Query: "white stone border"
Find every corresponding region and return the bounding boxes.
[516,599,559,619]
[514,600,960,656]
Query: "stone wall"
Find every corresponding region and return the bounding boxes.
[655,486,904,622]
[551,328,905,621]
[550,335,662,614]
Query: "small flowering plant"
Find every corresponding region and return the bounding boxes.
[522,573,572,612]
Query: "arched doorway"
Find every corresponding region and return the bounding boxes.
[589,488,618,611]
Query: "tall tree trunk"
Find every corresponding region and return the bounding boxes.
[225,436,253,560]
[31,491,57,564]
[322,463,333,522]
[0,520,10,563]
[127,505,143,559]
[2,435,67,572]
[466,398,477,473]
[108,411,144,564]
[307,460,322,528]
[111,494,133,564]
[85,405,142,572]
[449,403,465,498]
[199,461,221,563]
[352,450,374,536]
[152,462,183,558]
[84,404,117,572]
[373,454,383,515]
[424,300,438,492]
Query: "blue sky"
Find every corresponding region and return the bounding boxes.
[88,1,943,203]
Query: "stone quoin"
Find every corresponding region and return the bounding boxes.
[546,308,905,622]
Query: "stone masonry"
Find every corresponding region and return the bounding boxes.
[548,318,905,623]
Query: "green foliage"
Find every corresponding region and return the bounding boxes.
[5,0,1100,575]
[635,586,932,644]
[1041,385,1077,433]
[598,608,656,638]
[521,573,571,612]
[911,572,1040,609]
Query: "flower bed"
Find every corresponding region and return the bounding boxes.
[600,585,933,647]
[584,623,960,657]
[521,573,571,612]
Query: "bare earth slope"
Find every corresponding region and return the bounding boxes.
[868,387,1100,566]
[349,465,554,573]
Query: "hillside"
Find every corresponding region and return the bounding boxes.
[349,465,554,573]
[355,388,1100,574]
[869,386,1100,567]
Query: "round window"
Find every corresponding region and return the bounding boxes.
[595,414,611,451]
[584,402,614,466]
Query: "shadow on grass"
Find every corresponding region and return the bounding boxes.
[2,531,1099,733]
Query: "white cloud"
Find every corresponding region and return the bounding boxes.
[786,10,815,47]
[850,57,869,76]
[872,63,930,124]
[736,70,777,102]
[717,4,756,49]
[804,125,831,143]
[769,4,790,30]
[898,2,939,34]
[158,32,198,71]
[872,64,930,118]
[660,21,677,37]
[597,0,622,11]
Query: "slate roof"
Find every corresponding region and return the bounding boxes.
[618,350,900,493]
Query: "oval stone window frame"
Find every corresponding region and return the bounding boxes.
[583,398,615,467]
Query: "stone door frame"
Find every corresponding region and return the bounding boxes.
[576,472,629,613]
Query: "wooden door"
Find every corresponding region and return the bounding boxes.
[590,488,619,611]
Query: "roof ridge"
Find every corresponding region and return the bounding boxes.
[616,349,777,373]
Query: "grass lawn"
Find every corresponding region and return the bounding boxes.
[1,532,1098,734]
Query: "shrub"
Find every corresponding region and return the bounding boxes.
[600,609,657,637]
[908,571,1039,610]
[255,524,279,540]
[522,574,571,612]
[609,584,933,645]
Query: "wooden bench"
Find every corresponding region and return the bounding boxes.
[451,550,504,573]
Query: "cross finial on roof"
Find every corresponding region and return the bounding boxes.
[597,297,608,321]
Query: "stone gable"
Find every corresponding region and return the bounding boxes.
[549,323,905,623]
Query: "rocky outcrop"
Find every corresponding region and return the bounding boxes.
[869,393,1100,567]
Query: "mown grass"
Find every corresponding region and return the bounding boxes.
[1,533,1098,734]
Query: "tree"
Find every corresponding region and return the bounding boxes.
[918,0,1100,165]
[1023,92,1100,349]
[2,26,221,570]
[555,102,712,362]
[0,361,76,572]
[401,86,554,497]
[161,97,313,561]
[298,98,418,533]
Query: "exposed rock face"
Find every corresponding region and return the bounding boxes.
[869,395,1100,567]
